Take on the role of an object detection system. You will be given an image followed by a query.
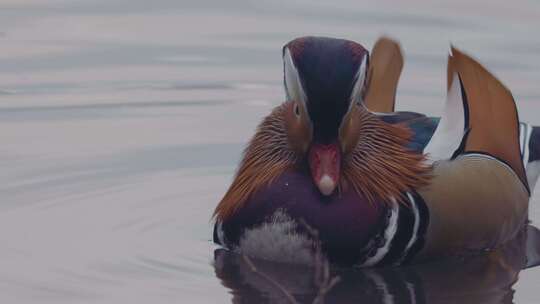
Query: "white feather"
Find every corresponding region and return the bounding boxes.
[238,210,315,265]
[216,221,226,247]
[398,192,420,264]
[519,123,526,161]
[522,123,532,167]
[527,161,540,194]
[348,55,368,111]
[423,72,466,163]
[283,48,307,105]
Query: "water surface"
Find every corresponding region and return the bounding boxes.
[1,0,540,303]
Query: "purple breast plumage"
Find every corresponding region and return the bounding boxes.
[214,168,431,266]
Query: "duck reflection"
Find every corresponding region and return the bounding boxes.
[214,225,540,304]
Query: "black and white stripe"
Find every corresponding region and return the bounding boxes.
[520,122,540,191]
[519,122,532,167]
[359,192,429,267]
[213,220,228,248]
[360,200,400,267]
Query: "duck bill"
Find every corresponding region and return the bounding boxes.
[308,143,341,196]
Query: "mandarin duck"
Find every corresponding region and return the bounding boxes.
[213,36,538,267]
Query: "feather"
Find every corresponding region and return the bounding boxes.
[341,106,432,204]
[363,37,404,113]
[215,102,432,221]
[213,103,297,221]
[451,47,529,193]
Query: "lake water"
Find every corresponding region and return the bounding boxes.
[1,0,539,303]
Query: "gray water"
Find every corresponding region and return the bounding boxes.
[1,0,540,303]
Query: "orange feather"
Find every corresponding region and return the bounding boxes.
[214,102,432,221]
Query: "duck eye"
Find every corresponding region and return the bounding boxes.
[294,103,301,117]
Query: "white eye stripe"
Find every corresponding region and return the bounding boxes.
[283,48,307,106]
[348,55,368,111]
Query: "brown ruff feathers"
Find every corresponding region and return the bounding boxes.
[214,102,431,221]
[341,106,431,204]
[213,103,297,221]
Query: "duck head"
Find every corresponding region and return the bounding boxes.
[282,37,369,196]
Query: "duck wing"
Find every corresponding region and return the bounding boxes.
[416,48,530,260]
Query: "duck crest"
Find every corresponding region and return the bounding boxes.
[341,105,432,204]
[213,103,297,221]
